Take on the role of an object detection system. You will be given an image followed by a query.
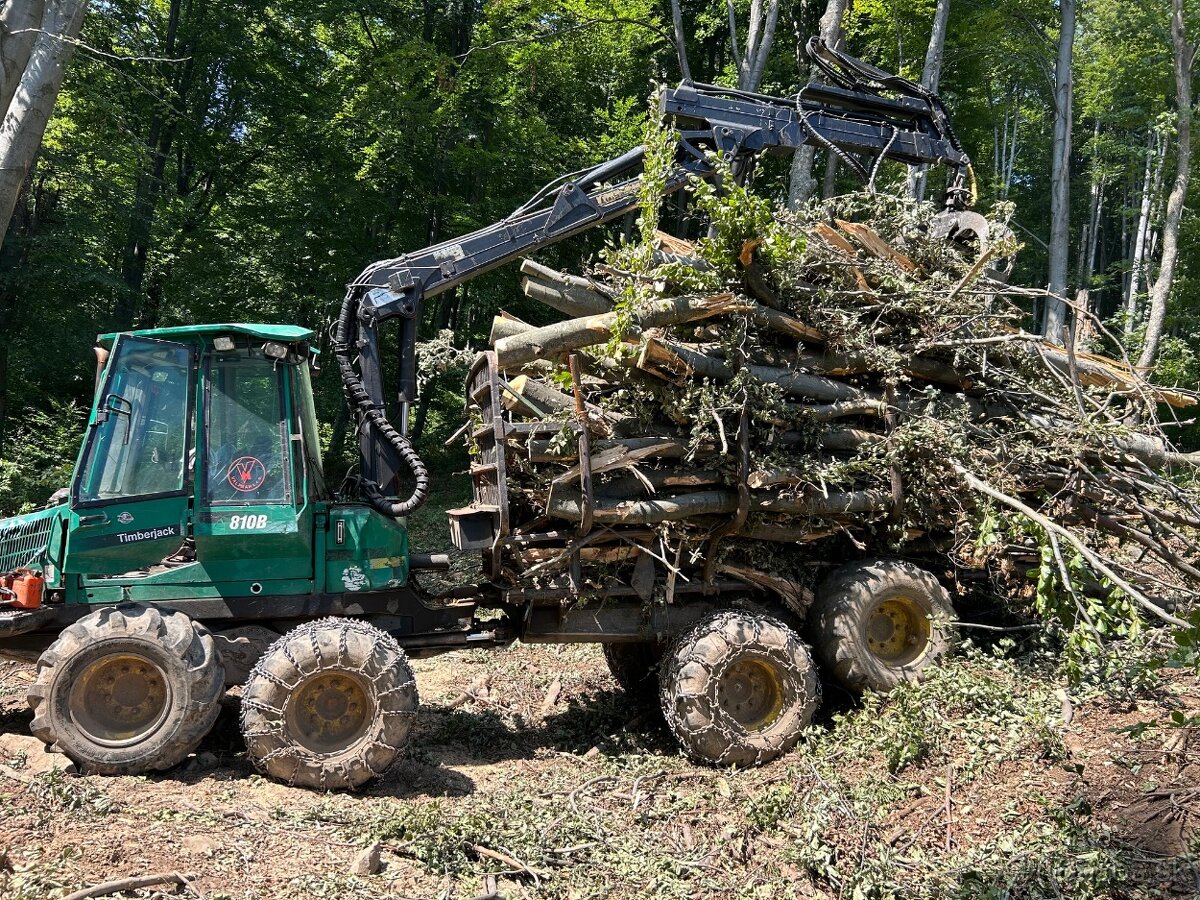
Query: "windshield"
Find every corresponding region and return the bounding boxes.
[74,338,192,504]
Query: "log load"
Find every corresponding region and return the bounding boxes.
[458,190,1200,646]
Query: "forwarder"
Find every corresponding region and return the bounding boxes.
[0,41,983,788]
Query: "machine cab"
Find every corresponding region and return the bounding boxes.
[65,325,325,600]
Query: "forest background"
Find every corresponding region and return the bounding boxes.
[0,0,1195,515]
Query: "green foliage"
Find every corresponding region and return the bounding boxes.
[0,401,84,516]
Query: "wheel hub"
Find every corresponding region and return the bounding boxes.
[715,657,784,732]
[286,672,372,754]
[69,653,171,748]
[866,597,931,665]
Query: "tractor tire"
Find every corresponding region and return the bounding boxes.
[659,611,820,768]
[809,558,956,694]
[27,603,224,775]
[602,641,665,703]
[240,617,418,790]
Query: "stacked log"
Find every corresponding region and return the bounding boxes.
[463,192,1200,636]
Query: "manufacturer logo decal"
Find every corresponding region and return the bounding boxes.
[116,511,134,525]
[116,525,178,545]
[227,456,267,492]
[341,565,368,592]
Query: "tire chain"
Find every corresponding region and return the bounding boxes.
[239,617,418,790]
[659,610,820,768]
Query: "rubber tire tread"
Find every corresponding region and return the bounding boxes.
[239,617,417,790]
[602,641,664,703]
[809,558,956,694]
[659,611,820,768]
[27,603,224,775]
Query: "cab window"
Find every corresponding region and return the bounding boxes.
[205,355,291,505]
[74,338,192,504]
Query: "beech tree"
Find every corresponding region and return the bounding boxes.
[1044,0,1075,344]
[906,0,951,201]
[728,0,781,92]
[0,0,88,249]
[787,0,848,210]
[1138,0,1193,370]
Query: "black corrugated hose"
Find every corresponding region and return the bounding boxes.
[334,290,430,518]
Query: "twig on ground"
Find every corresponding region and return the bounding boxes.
[448,673,493,709]
[468,843,543,886]
[62,872,198,900]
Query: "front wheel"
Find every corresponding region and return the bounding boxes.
[240,618,418,790]
[27,603,224,775]
[659,611,820,768]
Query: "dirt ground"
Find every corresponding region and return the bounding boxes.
[0,637,1198,900]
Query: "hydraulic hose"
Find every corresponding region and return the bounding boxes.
[334,290,430,518]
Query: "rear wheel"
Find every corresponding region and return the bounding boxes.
[659,611,820,768]
[240,618,417,790]
[27,603,224,775]
[602,641,664,703]
[809,558,956,693]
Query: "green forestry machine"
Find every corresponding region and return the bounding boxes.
[0,42,988,788]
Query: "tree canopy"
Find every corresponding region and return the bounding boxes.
[0,0,1197,512]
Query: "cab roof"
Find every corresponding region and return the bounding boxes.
[96,323,315,350]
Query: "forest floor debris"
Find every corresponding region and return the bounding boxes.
[1,639,1197,899]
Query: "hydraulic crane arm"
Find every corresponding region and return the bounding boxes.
[335,38,976,519]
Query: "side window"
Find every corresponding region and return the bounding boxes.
[75,339,192,504]
[205,357,291,505]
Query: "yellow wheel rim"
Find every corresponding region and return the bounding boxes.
[69,653,171,748]
[285,671,372,754]
[715,657,785,732]
[866,597,931,665]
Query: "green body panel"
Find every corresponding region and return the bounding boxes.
[67,496,189,576]
[325,505,410,593]
[195,503,314,582]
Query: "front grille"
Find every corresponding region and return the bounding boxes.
[0,511,55,572]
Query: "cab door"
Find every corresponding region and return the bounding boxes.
[193,350,314,589]
[66,336,194,576]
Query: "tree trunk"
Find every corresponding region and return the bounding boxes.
[114,0,187,330]
[1074,132,1103,347]
[669,0,691,82]
[787,0,847,210]
[0,0,87,250]
[1043,0,1075,345]
[0,0,44,119]
[725,0,781,93]
[547,488,889,525]
[1137,0,1192,370]
[906,0,951,201]
[1125,133,1156,330]
[1003,97,1020,200]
